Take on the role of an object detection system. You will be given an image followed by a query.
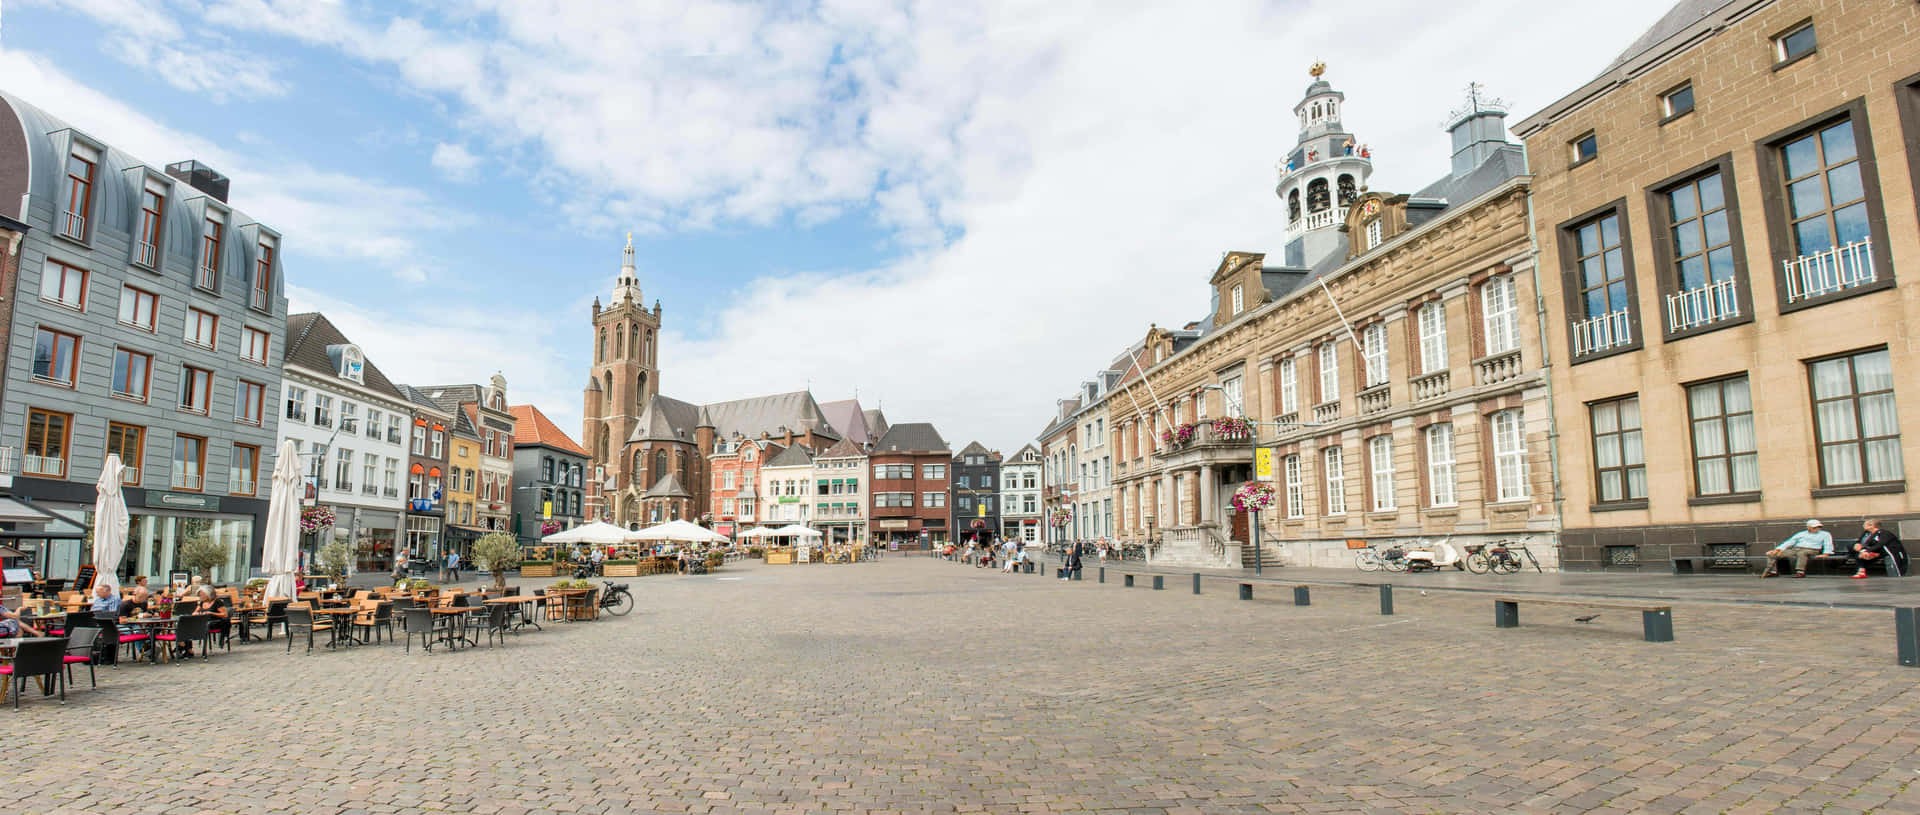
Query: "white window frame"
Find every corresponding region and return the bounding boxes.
[1418,302,1447,375]
[1284,454,1303,518]
[1322,445,1346,515]
[1362,323,1388,387]
[1318,342,1339,403]
[1368,436,1395,511]
[1492,409,1528,502]
[1365,219,1383,250]
[185,308,218,350]
[1231,284,1245,316]
[1279,357,1297,414]
[1482,275,1519,355]
[1425,423,1456,507]
[1221,375,1243,417]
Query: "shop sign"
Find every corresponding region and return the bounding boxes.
[778,496,799,504]
[145,492,221,512]
[877,519,910,530]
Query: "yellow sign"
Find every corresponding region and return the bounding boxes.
[542,500,553,519]
[977,503,987,517]
[1255,448,1275,482]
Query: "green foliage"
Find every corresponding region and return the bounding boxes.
[474,532,522,589]
[179,532,231,582]
[316,540,353,579]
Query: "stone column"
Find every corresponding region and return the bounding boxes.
[1199,464,1215,526]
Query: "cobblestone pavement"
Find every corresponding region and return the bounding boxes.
[8,557,1920,814]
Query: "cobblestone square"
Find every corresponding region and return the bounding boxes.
[8,559,1920,814]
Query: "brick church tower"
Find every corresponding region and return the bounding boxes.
[583,235,662,521]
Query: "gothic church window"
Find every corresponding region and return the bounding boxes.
[615,328,624,358]
[1307,179,1330,213]
[653,449,667,486]
[598,329,606,363]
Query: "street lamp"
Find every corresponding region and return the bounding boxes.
[1201,384,1329,575]
[298,417,359,563]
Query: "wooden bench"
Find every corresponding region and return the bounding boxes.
[1494,597,1674,642]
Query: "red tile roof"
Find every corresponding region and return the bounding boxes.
[508,404,586,456]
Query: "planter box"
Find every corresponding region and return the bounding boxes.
[765,551,793,565]
[603,563,642,577]
[520,564,559,578]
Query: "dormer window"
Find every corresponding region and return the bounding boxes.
[198,208,225,292]
[1231,285,1244,316]
[340,346,365,383]
[62,142,98,241]
[1365,219,1383,250]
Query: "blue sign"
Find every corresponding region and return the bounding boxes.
[410,498,434,512]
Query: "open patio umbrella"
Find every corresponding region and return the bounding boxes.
[541,521,632,546]
[631,520,729,544]
[738,527,775,539]
[261,440,303,599]
[772,524,823,538]
[91,454,130,598]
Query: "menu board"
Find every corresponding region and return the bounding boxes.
[74,564,97,592]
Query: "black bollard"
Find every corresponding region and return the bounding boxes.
[1099,567,1106,584]
[1238,583,1253,601]
[1379,584,1394,615]
[1899,608,1920,667]
[1294,586,1311,606]
[1151,575,1164,591]
[1123,574,1134,588]
[1192,573,1202,595]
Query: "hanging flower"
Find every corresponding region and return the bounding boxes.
[1049,508,1073,527]
[1211,416,1251,439]
[299,506,336,534]
[1160,429,1174,445]
[970,519,987,530]
[1230,482,1278,514]
[1172,423,1197,444]
[540,519,562,536]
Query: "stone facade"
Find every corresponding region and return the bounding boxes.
[1514,0,1920,568]
[582,236,662,522]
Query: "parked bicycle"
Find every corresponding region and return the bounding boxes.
[1355,545,1410,572]
[599,581,634,616]
[1463,540,1542,574]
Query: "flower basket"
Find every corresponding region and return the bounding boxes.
[969,519,987,530]
[1231,482,1277,514]
[1210,416,1251,439]
[299,506,335,534]
[540,520,561,536]
[1172,423,1197,444]
[1049,508,1073,528]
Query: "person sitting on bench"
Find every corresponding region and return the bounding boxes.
[1852,518,1907,579]
[1762,519,1832,578]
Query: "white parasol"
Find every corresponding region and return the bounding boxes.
[630,519,730,544]
[91,454,130,599]
[261,440,303,599]
[772,524,823,538]
[541,521,633,545]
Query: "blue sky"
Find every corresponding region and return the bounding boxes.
[0,0,1676,451]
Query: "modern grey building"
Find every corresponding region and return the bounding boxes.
[508,403,587,545]
[0,91,289,583]
[950,441,1001,544]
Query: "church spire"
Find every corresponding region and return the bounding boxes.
[613,232,641,304]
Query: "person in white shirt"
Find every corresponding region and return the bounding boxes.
[1762,519,1834,578]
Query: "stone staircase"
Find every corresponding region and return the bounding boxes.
[1151,525,1241,570]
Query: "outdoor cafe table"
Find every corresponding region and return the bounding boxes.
[484,596,541,632]
[0,636,66,697]
[308,607,362,647]
[119,616,178,663]
[429,607,479,649]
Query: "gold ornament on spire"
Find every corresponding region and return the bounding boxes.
[625,231,632,247]
[1309,61,1326,78]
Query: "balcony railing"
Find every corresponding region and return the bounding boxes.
[387,430,402,445]
[1301,208,1341,231]
[1571,308,1632,356]
[173,473,203,491]
[384,487,400,498]
[362,484,377,496]
[250,287,270,311]
[1411,370,1450,402]
[1311,401,1341,424]
[1358,385,1390,415]
[136,241,158,267]
[122,466,141,486]
[1274,412,1300,433]
[60,211,85,239]
[1667,277,1740,332]
[231,478,255,496]
[0,446,15,475]
[337,481,353,493]
[195,264,218,290]
[23,453,64,477]
[1474,349,1523,386]
[1784,238,1875,303]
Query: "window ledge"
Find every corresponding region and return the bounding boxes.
[1812,482,1905,499]
[1771,50,1816,72]
[1689,492,1763,506]
[1657,108,1695,127]
[1570,342,1643,366]
[1568,155,1598,171]
[1365,510,1398,520]
[109,392,148,405]
[1422,506,1459,517]
[51,231,90,251]
[40,298,85,313]
[1777,277,1898,315]
[1590,499,1649,513]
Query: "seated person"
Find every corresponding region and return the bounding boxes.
[118,586,151,619]
[0,600,44,638]
[1763,519,1833,578]
[88,583,120,615]
[186,586,231,654]
[1853,518,1908,579]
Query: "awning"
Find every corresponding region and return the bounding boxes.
[411,463,425,474]
[443,524,489,538]
[428,467,442,477]
[0,497,88,539]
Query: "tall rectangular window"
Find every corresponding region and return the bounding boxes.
[1664,171,1740,331]
[136,186,164,267]
[1221,374,1244,417]
[1491,409,1528,501]
[230,444,259,495]
[107,423,144,484]
[1425,423,1456,507]
[286,386,307,421]
[62,149,96,239]
[1231,284,1244,315]
[1322,445,1346,515]
[40,261,87,310]
[1362,323,1389,387]
[32,328,79,386]
[364,410,382,440]
[173,434,206,491]
[1283,454,1303,518]
[411,425,426,455]
[1780,119,1870,301]
[1368,435,1395,511]
[1279,357,1297,414]
[119,286,158,331]
[111,347,152,401]
[185,307,219,349]
[241,327,270,364]
[1318,341,1339,403]
[252,240,275,311]
[1687,376,1759,496]
[1810,348,1902,487]
[1418,303,1447,374]
[333,448,352,490]
[179,365,212,414]
[198,213,224,291]
[1482,276,1518,355]
[236,380,265,426]
[431,430,445,458]
[1591,396,1647,503]
[24,408,72,478]
[1569,212,1633,356]
[314,394,332,427]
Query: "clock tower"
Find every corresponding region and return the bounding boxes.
[1275,63,1374,269]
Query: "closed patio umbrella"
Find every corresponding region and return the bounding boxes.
[261,440,303,599]
[91,454,130,598]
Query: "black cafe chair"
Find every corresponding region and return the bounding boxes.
[3,638,67,708]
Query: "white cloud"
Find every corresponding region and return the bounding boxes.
[429,143,480,181]
[25,0,289,102]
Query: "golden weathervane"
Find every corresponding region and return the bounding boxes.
[1309,61,1326,78]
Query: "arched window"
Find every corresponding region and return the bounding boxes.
[602,372,613,411]
[652,449,667,487]
[1311,102,1321,119]
[1337,174,1357,207]
[1287,189,1301,222]
[638,372,648,402]
[614,327,624,359]
[645,328,653,363]
[597,329,606,363]
[631,450,644,483]
[1326,102,1336,119]
[628,325,639,360]
[1306,178,1330,213]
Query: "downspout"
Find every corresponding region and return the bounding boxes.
[1518,151,1567,560]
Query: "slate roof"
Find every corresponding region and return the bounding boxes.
[283,313,405,400]
[873,423,948,454]
[644,473,691,498]
[819,399,872,445]
[394,384,454,417]
[509,404,587,457]
[1003,444,1041,464]
[628,390,841,445]
[1601,0,1728,75]
[862,409,889,441]
[765,445,814,468]
[413,383,482,415]
[954,441,998,462]
[451,407,482,441]
[818,438,866,459]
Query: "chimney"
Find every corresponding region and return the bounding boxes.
[1445,85,1512,179]
[164,160,230,202]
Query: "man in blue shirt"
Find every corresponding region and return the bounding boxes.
[1763,519,1833,578]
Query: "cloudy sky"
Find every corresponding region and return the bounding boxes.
[1,0,1676,451]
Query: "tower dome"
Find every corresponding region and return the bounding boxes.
[1275,63,1373,268]
[612,232,641,304]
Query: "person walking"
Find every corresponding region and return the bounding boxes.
[445,549,462,583]
[1853,518,1908,579]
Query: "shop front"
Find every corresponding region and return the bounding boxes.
[4,486,263,586]
[325,505,402,574]
[404,512,442,561]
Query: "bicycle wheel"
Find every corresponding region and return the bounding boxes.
[1492,555,1520,575]
[1356,552,1382,572]
[1465,552,1491,574]
[1383,556,1409,573]
[604,591,634,616]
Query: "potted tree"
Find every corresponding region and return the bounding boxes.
[178,528,231,584]
[316,539,353,589]
[472,532,522,592]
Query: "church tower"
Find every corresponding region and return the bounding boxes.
[583,234,662,520]
[1275,63,1374,269]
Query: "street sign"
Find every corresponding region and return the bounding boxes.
[542,500,552,519]
[1255,448,1275,481]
